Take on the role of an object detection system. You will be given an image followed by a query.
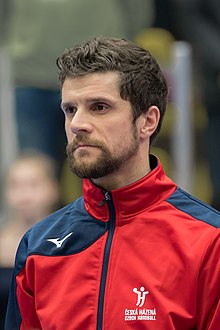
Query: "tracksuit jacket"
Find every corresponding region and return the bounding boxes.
[5,155,220,330]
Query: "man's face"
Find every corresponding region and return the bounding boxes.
[61,72,141,183]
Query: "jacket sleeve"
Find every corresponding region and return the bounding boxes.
[196,233,220,329]
[4,230,41,330]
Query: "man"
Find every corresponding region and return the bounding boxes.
[5,37,220,329]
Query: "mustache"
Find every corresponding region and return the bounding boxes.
[67,136,105,152]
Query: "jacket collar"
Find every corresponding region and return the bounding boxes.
[83,155,176,222]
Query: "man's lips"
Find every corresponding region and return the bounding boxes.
[74,144,97,150]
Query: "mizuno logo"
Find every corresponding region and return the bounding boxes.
[46,232,73,248]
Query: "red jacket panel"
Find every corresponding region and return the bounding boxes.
[5,156,220,329]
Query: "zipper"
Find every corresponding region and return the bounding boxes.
[98,191,111,206]
[97,191,116,330]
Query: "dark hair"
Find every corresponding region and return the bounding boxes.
[56,37,168,143]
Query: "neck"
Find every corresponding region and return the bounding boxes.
[92,155,151,191]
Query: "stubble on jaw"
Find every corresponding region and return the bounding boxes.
[66,123,139,180]
[66,141,117,179]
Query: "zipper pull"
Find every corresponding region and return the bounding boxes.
[98,191,110,206]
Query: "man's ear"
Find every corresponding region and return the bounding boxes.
[139,106,160,139]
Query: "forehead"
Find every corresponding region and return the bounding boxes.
[8,160,48,180]
[61,71,121,99]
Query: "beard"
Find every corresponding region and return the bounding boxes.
[66,124,139,179]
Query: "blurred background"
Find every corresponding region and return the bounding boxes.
[0,0,219,327]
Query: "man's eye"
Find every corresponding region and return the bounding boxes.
[65,106,76,114]
[92,104,108,111]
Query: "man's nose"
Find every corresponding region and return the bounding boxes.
[69,108,92,135]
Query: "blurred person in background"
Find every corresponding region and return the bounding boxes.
[171,0,220,209]
[0,150,60,328]
[0,0,154,175]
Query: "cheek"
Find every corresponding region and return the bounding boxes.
[25,186,56,209]
[108,128,133,152]
[65,124,73,142]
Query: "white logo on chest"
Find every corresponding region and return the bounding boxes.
[133,287,149,307]
[46,232,73,248]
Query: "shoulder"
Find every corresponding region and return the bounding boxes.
[25,196,85,240]
[166,187,220,228]
[14,196,108,271]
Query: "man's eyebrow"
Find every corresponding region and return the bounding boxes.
[61,97,115,109]
[61,102,75,110]
[84,97,115,104]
